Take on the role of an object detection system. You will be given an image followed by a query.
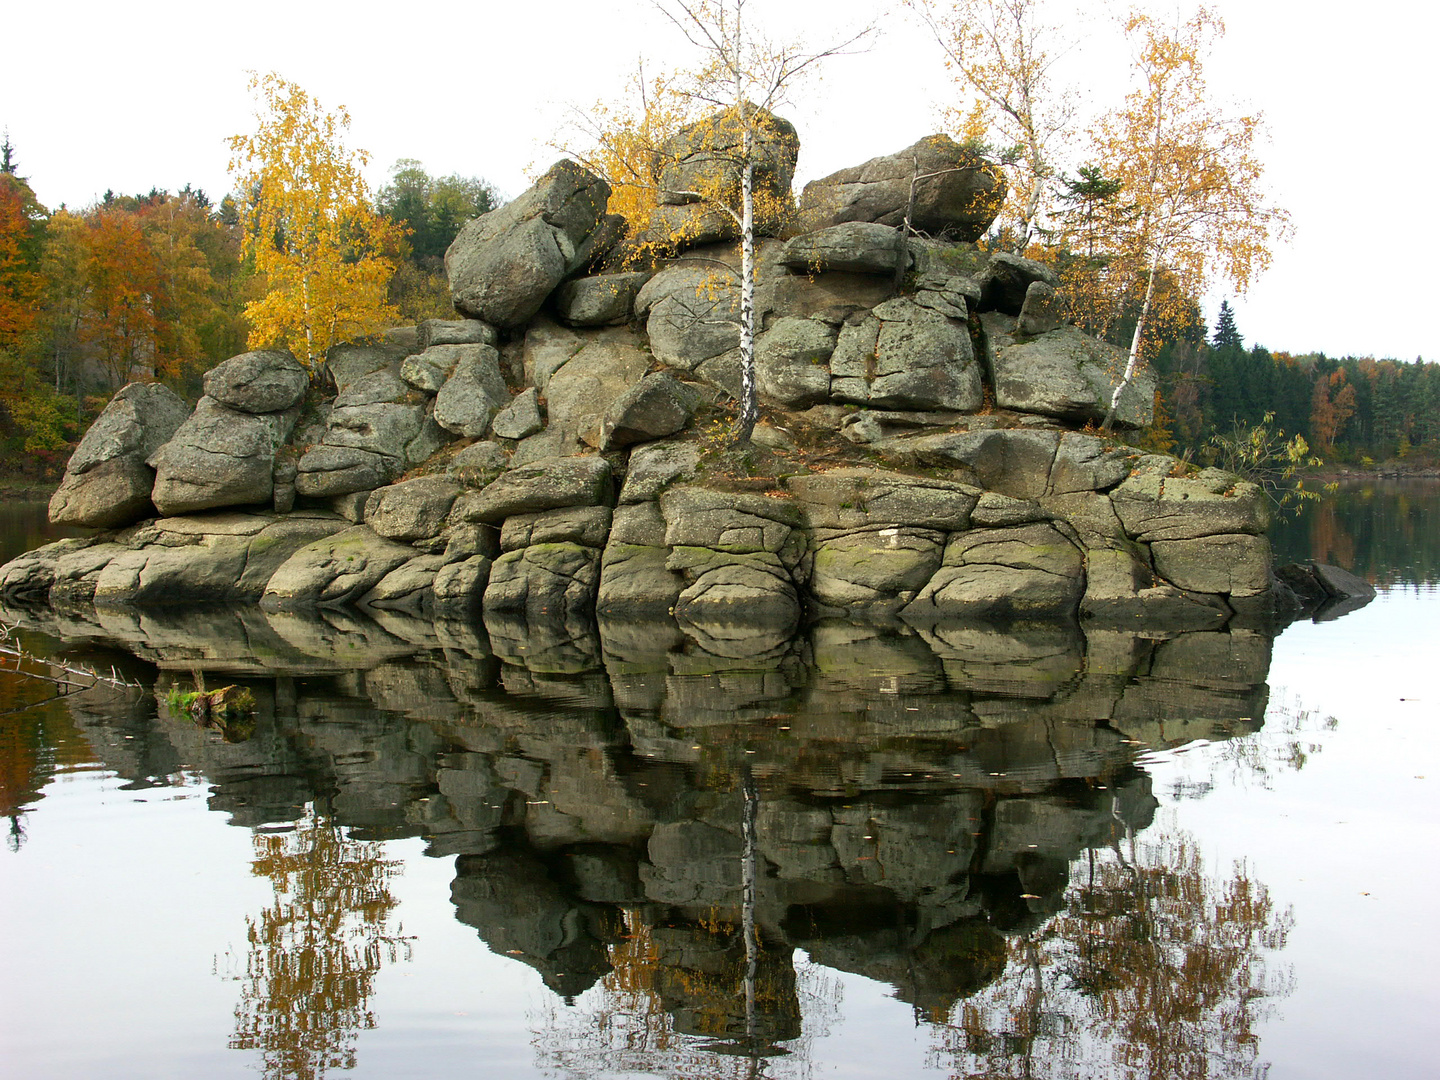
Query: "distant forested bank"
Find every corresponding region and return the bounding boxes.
[0,145,492,479]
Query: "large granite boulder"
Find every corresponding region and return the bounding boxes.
[982,313,1155,429]
[202,350,308,413]
[552,272,651,327]
[416,318,497,350]
[484,543,603,618]
[364,476,464,542]
[779,222,910,276]
[0,538,97,602]
[149,396,300,516]
[1110,466,1269,542]
[808,529,946,613]
[755,317,837,409]
[831,299,983,411]
[452,455,613,524]
[48,382,191,528]
[446,159,612,328]
[903,523,1085,621]
[296,359,438,498]
[294,445,396,499]
[797,135,1005,239]
[597,503,687,616]
[81,512,346,606]
[402,344,475,393]
[324,341,412,394]
[637,262,742,372]
[540,328,653,445]
[491,387,544,441]
[786,468,980,532]
[875,428,1061,501]
[433,344,510,438]
[597,372,700,450]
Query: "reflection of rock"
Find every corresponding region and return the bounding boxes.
[451,850,619,998]
[32,589,1288,1046]
[1276,561,1377,621]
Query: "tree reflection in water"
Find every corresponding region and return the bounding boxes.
[223,807,412,1080]
[533,914,843,1080]
[929,827,1293,1080]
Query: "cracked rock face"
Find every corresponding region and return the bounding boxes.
[149,397,300,516]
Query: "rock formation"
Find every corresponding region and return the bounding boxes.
[5,115,1309,638]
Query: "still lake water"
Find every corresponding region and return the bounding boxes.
[0,484,1435,1080]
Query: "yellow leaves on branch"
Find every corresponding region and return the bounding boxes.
[562,64,701,260]
[1086,7,1291,352]
[228,72,401,368]
[907,0,1076,251]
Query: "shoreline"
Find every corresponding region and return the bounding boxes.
[0,480,59,501]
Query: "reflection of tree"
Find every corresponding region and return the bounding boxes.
[1162,693,1337,802]
[0,666,112,851]
[534,768,841,1079]
[931,829,1293,1080]
[533,911,842,1080]
[225,807,411,1080]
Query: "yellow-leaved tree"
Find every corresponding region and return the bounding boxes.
[228,73,401,370]
[906,0,1076,253]
[1087,7,1290,429]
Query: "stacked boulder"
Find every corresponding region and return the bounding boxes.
[7,113,1275,635]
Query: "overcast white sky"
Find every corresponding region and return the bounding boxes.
[3,0,1431,360]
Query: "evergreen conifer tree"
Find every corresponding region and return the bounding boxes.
[1212,299,1243,351]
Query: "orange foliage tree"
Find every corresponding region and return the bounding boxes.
[0,170,45,349]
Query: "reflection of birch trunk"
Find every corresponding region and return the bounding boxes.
[741,763,759,1049]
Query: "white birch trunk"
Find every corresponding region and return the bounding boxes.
[1102,251,1159,431]
[733,9,758,445]
[737,150,757,443]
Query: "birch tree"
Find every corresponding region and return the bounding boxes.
[907,0,1076,252]
[1090,8,1289,430]
[228,73,401,370]
[577,1,871,444]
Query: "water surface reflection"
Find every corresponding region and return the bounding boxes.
[0,591,1296,1078]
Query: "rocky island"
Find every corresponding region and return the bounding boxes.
[1,118,1331,644]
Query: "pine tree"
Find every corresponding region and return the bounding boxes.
[1211,299,1243,351]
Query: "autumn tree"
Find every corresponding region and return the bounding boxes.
[580,0,871,444]
[227,808,410,1080]
[1088,7,1289,429]
[562,61,700,257]
[80,206,169,389]
[907,0,1076,251]
[228,73,402,369]
[1309,369,1356,452]
[0,161,45,350]
[930,830,1293,1080]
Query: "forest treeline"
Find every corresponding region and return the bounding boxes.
[1144,299,1440,466]
[0,133,1435,479]
[0,141,493,478]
